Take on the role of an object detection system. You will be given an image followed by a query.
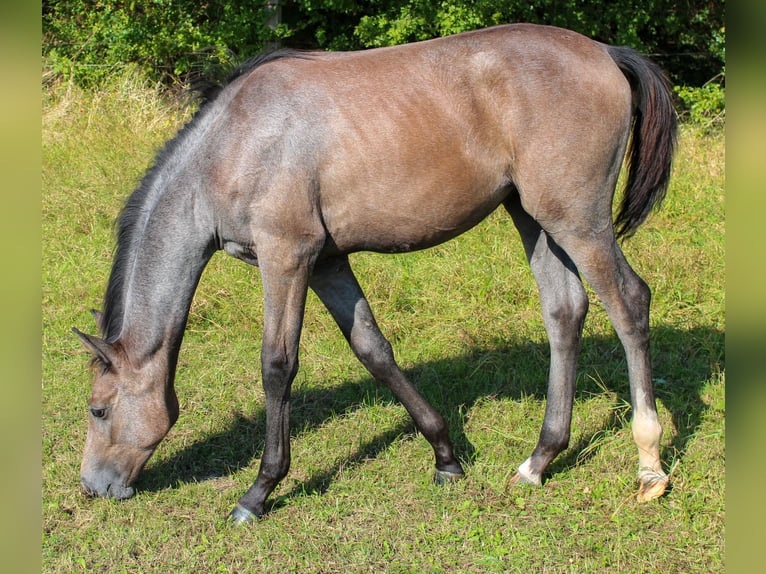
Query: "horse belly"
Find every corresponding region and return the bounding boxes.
[320,169,509,254]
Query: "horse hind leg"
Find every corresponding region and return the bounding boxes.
[309,256,465,483]
[504,195,589,486]
[547,225,668,502]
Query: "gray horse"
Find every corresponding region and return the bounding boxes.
[74,23,677,524]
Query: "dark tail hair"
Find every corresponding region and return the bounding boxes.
[607,45,677,239]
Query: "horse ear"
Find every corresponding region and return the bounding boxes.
[90,309,105,334]
[72,328,118,370]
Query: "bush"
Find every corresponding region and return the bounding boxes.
[43,0,725,90]
[43,0,275,88]
[675,81,726,132]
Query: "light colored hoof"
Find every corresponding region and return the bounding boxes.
[227,503,257,525]
[637,471,668,502]
[510,459,542,487]
[509,471,541,487]
[433,469,465,486]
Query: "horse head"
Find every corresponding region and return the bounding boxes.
[73,325,178,499]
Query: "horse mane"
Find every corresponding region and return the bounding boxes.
[99,49,310,342]
[186,49,311,107]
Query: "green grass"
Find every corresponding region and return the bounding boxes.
[42,74,724,573]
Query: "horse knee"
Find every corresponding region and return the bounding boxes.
[261,346,299,385]
[351,331,397,379]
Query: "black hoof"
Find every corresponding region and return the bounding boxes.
[227,503,257,525]
[433,468,465,485]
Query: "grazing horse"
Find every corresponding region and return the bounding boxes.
[73,23,677,524]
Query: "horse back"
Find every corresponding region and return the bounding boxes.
[205,24,632,255]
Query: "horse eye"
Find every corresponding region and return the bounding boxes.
[90,407,108,419]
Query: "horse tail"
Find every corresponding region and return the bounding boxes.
[607,45,678,239]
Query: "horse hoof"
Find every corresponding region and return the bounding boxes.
[433,469,465,485]
[227,503,257,525]
[637,471,668,502]
[509,472,541,486]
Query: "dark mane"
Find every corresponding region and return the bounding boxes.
[99,49,310,342]
[186,49,312,108]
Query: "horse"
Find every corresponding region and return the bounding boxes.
[73,23,677,524]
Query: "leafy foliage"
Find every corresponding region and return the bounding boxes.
[676,80,726,132]
[350,1,725,87]
[43,0,274,86]
[43,0,724,88]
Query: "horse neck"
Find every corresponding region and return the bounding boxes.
[105,185,216,375]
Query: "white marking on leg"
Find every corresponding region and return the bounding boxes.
[632,407,663,475]
[632,406,668,501]
[515,457,542,486]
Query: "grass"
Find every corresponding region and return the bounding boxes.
[42,73,724,573]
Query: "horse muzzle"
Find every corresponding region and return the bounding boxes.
[81,475,136,500]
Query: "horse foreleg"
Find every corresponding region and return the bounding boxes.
[505,197,589,486]
[228,255,312,524]
[310,257,465,483]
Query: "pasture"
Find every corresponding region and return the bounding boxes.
[42,72,724,572]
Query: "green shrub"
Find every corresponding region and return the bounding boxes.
[43,0,274,87]
[44,0,725,89]
[675,81,726,131]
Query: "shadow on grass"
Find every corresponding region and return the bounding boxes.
[139,324,723,501]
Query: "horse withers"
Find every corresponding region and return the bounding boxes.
[73,23,677,523]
